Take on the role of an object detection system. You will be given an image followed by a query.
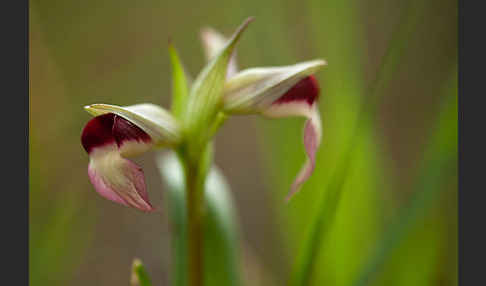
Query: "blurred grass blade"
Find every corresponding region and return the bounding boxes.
[288,1,428,284]
[289,151,352,286]
[131,258,153,286]
[29,148,94,286]
[156,151,241,286]
[169,43,191,119]
[29,191,93,286]
[351,75,457,286]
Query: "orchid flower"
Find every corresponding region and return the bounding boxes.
[81,103,181,212]
[80,18,326,212]
[201,28,326,200]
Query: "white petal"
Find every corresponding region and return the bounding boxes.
[85,103,181,146]
[223,59,326,113]
[227,71,324,200]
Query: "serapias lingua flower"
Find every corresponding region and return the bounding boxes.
[201,28,326,200]
[80,18,326,212]
[81,104,180,212]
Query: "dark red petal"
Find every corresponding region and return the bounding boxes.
[274,75,320,105]
[112,115,151,148]
[81,113,151,154]
[81,113,116,153]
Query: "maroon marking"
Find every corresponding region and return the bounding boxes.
[112,115,151,148]
[81,113,151,153]
[274,75,320,105]
[81,113,116,153]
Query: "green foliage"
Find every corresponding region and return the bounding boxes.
[183,18,253,155]
[131,259,153,286]
[169,43,191,119]
[353,76,457,286]
[157,151,242,286]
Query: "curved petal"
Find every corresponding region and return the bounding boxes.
[222,60,326,113]
[263,76,322,200]
[224,71,323,200]
[85,103,181,147]
[201,32,324,199]
[81,113,154,211]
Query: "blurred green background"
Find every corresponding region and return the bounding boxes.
[29,0,457,285]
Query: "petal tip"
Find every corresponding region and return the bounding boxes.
[285,185,300,202]
[315,59,327,67]
[285,117,321,202]
[231,16,254,41]
[244,16,256,24]
[84,105,99,116]
[132,258,142,268]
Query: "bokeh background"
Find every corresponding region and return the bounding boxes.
[29,0,457,285]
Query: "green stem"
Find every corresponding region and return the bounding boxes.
[186,163,204,286]
[179,143,213,286]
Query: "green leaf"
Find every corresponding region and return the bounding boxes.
[184,18,253,148]
[130,258,153,286]
[156,151,241,286]
[169,43,191,119]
